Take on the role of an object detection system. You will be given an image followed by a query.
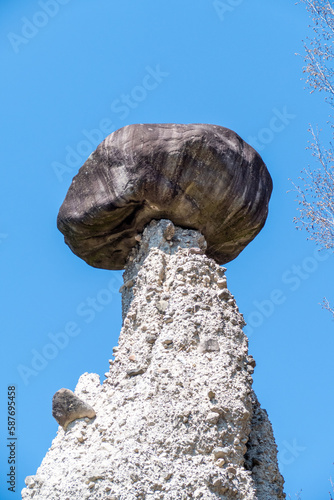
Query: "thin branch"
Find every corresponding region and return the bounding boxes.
[322,297,334,319]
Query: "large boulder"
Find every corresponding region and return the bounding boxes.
[57,123,272,270]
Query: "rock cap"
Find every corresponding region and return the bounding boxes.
[57,123,272,269]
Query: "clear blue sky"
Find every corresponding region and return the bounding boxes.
[1,1,333,498]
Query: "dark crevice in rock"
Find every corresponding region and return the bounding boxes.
[243,392,286,499]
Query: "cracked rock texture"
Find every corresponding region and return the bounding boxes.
[22,220,285,499]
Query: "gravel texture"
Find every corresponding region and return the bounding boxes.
[22,220,285,499]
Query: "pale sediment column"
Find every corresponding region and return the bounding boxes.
[22,219,285,500]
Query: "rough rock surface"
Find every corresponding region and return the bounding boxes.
[52,388,96,430]
[57,123,272,270]
[22,220,285,499]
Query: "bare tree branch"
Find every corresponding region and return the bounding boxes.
[293,0,334,317]
[300,1,334,104]
[292,126,334,249]
[322,297,334,318]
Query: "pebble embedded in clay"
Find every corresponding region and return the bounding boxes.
[52,388,96,430]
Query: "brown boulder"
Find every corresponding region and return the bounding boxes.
[52,388,96,430]
[57,123,272,269]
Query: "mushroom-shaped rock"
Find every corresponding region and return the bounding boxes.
[52,388,96,430]
[57,123,272,270]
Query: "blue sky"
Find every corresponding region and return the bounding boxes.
[1,1,333,498]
